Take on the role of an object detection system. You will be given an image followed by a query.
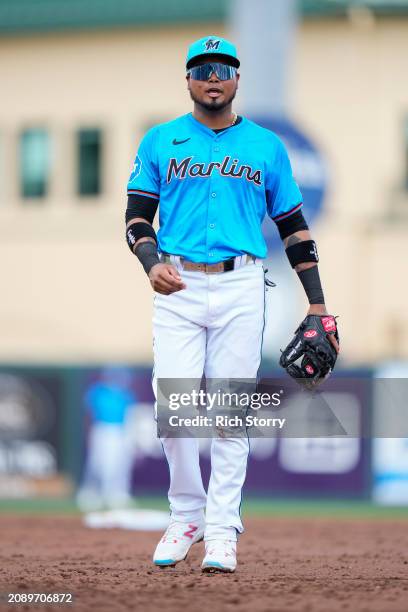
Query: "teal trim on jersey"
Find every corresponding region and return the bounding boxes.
[186,36,239,69]
[127,113,303,263]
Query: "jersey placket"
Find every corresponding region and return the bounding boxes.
[206,134,223,262]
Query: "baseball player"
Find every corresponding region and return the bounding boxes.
[76,367,136,511]
[125,35,339,572]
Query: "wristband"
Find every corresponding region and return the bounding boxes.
[285,239,319,268]
[126,222,157,254]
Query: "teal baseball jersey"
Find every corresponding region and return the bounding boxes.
[127,113,302,263]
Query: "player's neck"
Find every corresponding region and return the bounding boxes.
[192,105,236,130]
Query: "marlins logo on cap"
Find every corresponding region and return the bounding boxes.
[186,35,240,70]
[204,38,221,51]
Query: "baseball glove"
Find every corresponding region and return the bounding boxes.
[279,314,339,390]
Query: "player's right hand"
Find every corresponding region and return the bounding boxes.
[148,263,186,295]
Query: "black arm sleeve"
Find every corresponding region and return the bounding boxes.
[275,208,308,240]
[135,241,160,275]
[126,194,159,225]
[297,266,325,305]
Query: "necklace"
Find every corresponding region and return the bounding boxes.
[231,112,238,126]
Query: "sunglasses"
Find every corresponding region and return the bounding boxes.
[187,63,237,82]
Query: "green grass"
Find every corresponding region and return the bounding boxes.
[0,496,407,519]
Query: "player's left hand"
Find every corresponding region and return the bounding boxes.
[279,309,340,390]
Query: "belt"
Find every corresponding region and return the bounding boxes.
[160,253,257,274]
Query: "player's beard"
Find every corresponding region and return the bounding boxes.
[189,88,237,113]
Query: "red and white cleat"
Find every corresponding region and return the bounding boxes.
[153,521,204,567]
[201,539,237,573]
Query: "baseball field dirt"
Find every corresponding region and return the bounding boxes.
[0,515,407,612]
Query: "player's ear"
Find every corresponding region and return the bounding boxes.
[236,72,240,88]
[186,74,191,90]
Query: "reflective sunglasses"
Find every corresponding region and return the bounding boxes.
[187,62,237,82]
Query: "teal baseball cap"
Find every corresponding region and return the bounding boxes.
[186,35,240,70]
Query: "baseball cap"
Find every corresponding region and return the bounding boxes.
[186,35,240,70]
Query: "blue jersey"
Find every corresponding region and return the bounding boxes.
[127,113,302,263]
[85,383,134,424]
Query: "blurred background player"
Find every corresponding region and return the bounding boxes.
[76,366,136,511]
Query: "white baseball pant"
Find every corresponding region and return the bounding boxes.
[152,257,266,541]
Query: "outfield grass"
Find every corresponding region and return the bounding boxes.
[0,496,407,519]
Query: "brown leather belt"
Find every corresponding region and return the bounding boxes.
[160,253,256,274]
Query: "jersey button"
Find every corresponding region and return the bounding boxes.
[209,223,215,229]
[214,146,220,152]
[209,252,214,257]
[211,192,217,198]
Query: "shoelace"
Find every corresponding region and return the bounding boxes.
[161,521,191,543]
[206,540,236,558]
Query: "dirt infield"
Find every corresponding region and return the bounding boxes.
[0,515,407,612]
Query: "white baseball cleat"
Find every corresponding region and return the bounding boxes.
[153,520,204,567]
[201,539,237,573]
